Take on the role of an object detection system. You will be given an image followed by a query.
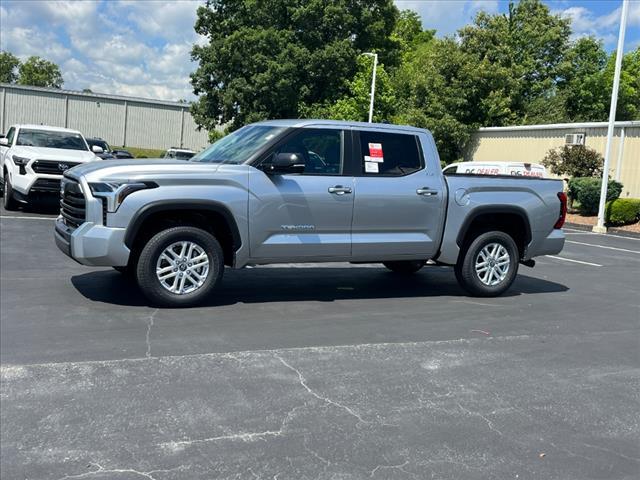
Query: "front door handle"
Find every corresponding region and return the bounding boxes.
[328,186,352,195]
[416,188,438,196]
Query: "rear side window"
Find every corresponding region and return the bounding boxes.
[358,131,423,176]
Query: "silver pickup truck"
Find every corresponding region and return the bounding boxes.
[55,120,566,307]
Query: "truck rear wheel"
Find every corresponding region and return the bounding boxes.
[136,226,224,307]
[383,260,425,274]
[455,231,519,297]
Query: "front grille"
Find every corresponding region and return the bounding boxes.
[32,160,80,175]
[60,178,86,229]
[31,178,61,192]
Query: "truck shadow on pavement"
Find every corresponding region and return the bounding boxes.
[70,266,568,308]
[1,196,60,215]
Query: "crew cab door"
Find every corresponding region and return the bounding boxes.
[248,127,354,261]
[350,129,446,259]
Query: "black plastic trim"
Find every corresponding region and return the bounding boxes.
[456,206,532,248]
[124,200,242,251]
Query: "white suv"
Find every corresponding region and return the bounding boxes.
[0,125,102,210]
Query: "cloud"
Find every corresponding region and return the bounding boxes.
[1,0,637,103]
[557,2,640,50]
[394,0,499,36]
[0,0,204,101]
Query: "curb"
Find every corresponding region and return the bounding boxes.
[565,222,640,239]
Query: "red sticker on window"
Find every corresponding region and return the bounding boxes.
[368,143,383,158]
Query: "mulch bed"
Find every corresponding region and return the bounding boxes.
[566,213,640,236]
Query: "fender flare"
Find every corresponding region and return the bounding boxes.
[124,199,242,251]
[456,206,532,248]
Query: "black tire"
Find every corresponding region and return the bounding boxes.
[136,226,224,307]
[3,175,19,211]
[455,231,519,297]
[383,260,425,274]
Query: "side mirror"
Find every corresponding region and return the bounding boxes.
[266,152,305,174]
[0,138,8,146]
[92,145,104,154]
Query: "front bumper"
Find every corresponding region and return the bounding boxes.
[55,217,130,267]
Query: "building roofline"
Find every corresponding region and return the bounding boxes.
[479,121,640,132]
[0,83,191,109]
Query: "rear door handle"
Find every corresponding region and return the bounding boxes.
[328,186,352,195]
[416,188,438,196]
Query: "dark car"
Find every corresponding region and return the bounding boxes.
[112,149,134,159]
[86,138,115,159]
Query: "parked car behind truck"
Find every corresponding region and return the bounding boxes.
[55,120,566,307]
[1,125,102,210]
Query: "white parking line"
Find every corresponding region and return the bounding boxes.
[566,240,640,254]
[564,229,640,241]
[546,255,602,267]
[0,215,55,220]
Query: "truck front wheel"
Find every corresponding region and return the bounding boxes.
[455,231,519,297]
[3,175,19,211]
[136,226,224,307]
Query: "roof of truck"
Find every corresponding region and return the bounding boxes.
[12,124,83,135]
[253,119,428,133]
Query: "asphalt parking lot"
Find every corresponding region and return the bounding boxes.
[1,201,639,479]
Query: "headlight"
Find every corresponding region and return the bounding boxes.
[12,155,30,166]
[88,181,157,212]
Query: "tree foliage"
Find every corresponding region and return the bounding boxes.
[542,145,604,178]
[0,51,20,84]
[302,56,396,122]
[189,0,640,163]
[190,0,399,130]
[17,56,63,88]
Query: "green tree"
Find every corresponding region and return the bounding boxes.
[190,0,399,131]
[17,56,63,88]
[0,51,20,84]
[302,55,396,122]
[391,39,482,162]
[391,10,434,57]
[458,0,571,117]
[542,145,604,178]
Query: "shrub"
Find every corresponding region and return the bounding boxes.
[542,145,604,178]
[567,177,623,215]
[605,198,640,226]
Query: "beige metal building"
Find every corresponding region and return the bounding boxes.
[466,121,640,198]
[0,83,211,151]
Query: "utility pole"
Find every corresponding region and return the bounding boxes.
[362,52,378,123]
[594,0,629,233]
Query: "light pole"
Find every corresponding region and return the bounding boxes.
[362,52,378,123]
[594,0,629,232]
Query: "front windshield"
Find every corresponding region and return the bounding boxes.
[17,129,88,151]
[175,151,195,159]
[190,125,285,164]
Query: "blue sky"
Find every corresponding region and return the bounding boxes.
[0,0,638,101]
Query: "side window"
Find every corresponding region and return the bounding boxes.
[358,131,422,176]
[6,127,15,146]
[272,129,343,175]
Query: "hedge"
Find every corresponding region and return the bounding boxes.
[567,177,623,215]
[605,198,640,226]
